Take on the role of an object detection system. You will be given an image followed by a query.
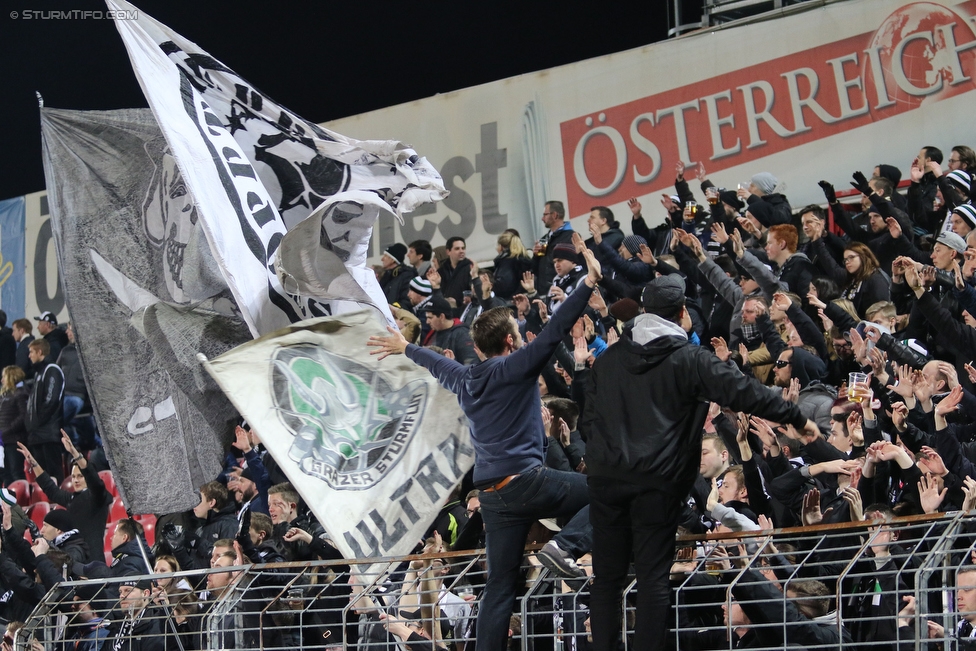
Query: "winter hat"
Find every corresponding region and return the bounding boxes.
[119,576,153,591]
[947,170,973,194]
[408,277,433,296]
[750,172,778,195]
[954,204,976,230]
[745,200,775,228]
[877,164,902,187]
[44,509,75,533]
[937,230,968,254]
[551,243,582,265]
[789,347,827,388]
[239,466,255,483]
[641,274,686,317]
[382,243,407,265]
[719,190,744,212]
[622,235,647,256]
[609,298,640,323]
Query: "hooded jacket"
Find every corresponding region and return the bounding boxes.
[579,313,807,498]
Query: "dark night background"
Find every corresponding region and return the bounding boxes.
[0,0,679,201]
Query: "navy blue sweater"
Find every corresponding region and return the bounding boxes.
[405,282,594,485]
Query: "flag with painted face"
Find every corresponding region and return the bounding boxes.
[201,310,474,561]
[41,107,248,514]
[108,0,447,335]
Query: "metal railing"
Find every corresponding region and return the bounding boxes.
[15,511,976,649]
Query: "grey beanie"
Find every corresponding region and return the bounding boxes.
[750,172,778,195]
[622,235,647,256]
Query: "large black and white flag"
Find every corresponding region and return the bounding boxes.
[109,0,447,336]
[41,108,249,514]
[201,311,474,561]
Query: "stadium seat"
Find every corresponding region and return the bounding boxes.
[110,498,127,522]
[7,480,30,507]
[29,502,49,530]
[99,471,118,498]
[29,484,49,505]
[60,477,74,493]
[141,520,155,547]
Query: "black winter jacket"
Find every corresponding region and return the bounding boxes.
[38,462,112,563]
[25,362,64,445]
[0,387,28,446]
[580,314,807,499]
[380,264,417,308]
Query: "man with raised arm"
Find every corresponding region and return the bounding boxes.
[369,232,601,651]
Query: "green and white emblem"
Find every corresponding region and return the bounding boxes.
[271,344,427,490]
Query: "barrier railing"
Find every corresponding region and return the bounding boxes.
[15,511,976,650]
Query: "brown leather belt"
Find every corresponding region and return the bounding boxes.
[481,474,520,493]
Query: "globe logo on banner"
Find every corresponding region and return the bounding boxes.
[271,345,427,490]
[866,2,976,108]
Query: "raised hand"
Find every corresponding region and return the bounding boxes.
[588,288,608,315]
[935,385,963,417]
[628,197,643,218]
[918,446,948,477]
[782,377,800,404]
[573,336,589,366]
[842,486,864,521]
[637,243,656,265]
[886,364,916,400]
[886,216,903,239]
[710,221,730,244]
[513,293,530,317]
[802,489,830,526]
[675,160,686,181]
[806,291,826,310]
[427,266,442,289]
[521,271,536,293]
[847,410,864,446]
[962,476,976,512]
[660,194,676,213]
[918,474,948,514]
[367,326,409,360]
[937,361,959,390]
[729,229,745,259]
[695,162,707,182]
[532,299,549,323]
[606,328,619,346]
[889,401,909,432]
[818,180,837,204]
[711,337,731,362]
[850,170,872,196]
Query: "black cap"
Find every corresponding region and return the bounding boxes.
[427,297,453,318]
[34,311,57,325]
[641,274,686,317]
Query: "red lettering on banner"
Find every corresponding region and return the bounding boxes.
[560,2,976,217]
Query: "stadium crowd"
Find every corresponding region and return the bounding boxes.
[3,144,976,649]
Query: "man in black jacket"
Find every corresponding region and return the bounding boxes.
[34,312,68,363]
[25,339,64,483]
[12,318,34,379]
[438,237,474,313]
[580,274,820,651]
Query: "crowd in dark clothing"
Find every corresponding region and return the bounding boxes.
[9,146,976,650]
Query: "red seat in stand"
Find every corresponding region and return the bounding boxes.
[99,471,118,498]
[29,484,49,505]
[29,502,50,531]
[6,480,30,508]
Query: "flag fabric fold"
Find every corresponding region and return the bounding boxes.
[201,310,474,561]
[108,0,447,335]
[40,107,248,514]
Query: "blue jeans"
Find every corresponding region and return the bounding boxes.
[475,465,591,651]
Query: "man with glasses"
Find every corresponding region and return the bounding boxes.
[532,201,576,295]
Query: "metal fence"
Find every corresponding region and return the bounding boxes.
[14,511,976,649]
